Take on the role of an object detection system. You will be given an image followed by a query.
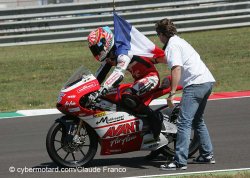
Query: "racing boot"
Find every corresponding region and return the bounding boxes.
[145,149,161,160]
[141,106,163,140]
[120,91,163,139]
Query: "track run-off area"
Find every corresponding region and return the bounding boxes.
[0,91,250,178]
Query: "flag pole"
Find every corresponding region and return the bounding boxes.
[113,0,116,28]
[113,0,116,12]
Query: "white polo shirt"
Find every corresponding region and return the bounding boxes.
[165,35,215,88]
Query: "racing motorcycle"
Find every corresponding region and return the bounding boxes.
[46,66,199,168]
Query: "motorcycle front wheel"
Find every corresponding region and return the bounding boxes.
[46,117,98,167]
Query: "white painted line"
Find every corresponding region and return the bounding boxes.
[150,95,250,105]
[149,99,179,105]
[208,95,250,101]
[0,4,7,8]
[16,108,61,116]
[1,95,250,119]
[0,115,24,120]
[123,168,250,178]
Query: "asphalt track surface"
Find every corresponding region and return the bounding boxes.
[1,97,250,178]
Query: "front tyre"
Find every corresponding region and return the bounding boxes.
[46,118,98,167]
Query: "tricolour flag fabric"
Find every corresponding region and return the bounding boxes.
[113,12,165,59]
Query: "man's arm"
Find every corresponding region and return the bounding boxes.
[167,65,181,108]
[170,65,181,94]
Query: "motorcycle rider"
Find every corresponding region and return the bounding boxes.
[87,26,164,140]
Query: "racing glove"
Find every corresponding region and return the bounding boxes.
[88,91,100,104]
[88,86,109,104]
[99,86,108,96]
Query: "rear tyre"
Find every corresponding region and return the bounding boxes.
[158,104,199,158]
[160,131,199,158]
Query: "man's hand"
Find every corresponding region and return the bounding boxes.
[167,92,175,109]
[160,76,171,89]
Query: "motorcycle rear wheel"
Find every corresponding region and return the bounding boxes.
[160,131,199,158]
[46,119,98,167]
[158,104,199,158]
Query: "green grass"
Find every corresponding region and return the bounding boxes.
[160,170,250,178]
[0,27,250,112]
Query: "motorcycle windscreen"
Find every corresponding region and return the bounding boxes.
[62,66,93,89]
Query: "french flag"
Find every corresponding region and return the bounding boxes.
[113,12,165,59]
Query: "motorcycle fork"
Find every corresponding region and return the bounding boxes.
[76,119,84,135]
[72,119,84,144]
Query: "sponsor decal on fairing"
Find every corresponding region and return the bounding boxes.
[96,115,125,125]
[92,113,143,139]
[110,134,137,147]
[65,101,76,107]
[102,120,140,138]
[68,107,81,112]
[67,95,76,98]
[93,112,107,118]
[77,81,98,93]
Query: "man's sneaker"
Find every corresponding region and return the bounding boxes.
[160,161,187,171]
[193,155,216,164]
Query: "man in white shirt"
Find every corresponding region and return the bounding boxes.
[155,18,216,170]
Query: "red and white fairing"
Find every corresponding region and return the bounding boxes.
[57,67,101,117]
[56,66,179,155]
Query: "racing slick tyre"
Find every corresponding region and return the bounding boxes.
[46,118,98,168]
[158,103,199,158]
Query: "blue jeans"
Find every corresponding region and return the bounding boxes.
[174,82,214,165]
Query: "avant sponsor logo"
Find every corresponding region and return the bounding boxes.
[103,120,140,138]
[96,115,124,125]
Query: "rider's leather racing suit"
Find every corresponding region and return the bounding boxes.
[95,53,163,139]
[95,54,159,96]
